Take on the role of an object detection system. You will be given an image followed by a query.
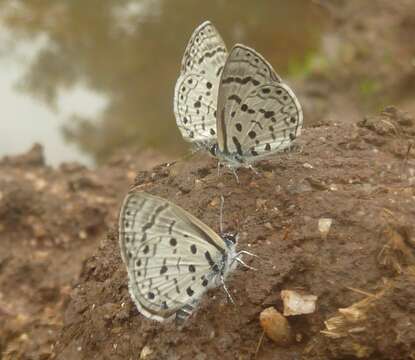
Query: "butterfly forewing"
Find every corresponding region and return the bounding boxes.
[180,21,227,75]
[119,192,228,322]
[174,21,228,148]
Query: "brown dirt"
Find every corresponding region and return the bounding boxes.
[1,0,415,359]
[54,106,415,359]
[0,146,171,359]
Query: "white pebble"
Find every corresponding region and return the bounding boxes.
[318,218,333,239]
[281,290,318,316]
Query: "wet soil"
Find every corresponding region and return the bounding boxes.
[53,109,415,360]
[0,146,170,359]
[1,0,415,359]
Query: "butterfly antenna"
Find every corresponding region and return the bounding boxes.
[219,195,225,234]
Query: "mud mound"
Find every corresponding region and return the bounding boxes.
[0,145,170,359]
[54,110,415,359]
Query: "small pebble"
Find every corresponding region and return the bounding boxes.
[281,290,318,316]
[318,218,333,240]
[259,307,292,346]
[140,345,153,359]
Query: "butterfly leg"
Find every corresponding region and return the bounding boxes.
[230,250,259,270]
[230,168,240,184]
[219,195,225,234]
[235,250,259,258]
[175,300,197,325]
[234,257,257,271]
[248,164,259,176]
[221,275,235,304]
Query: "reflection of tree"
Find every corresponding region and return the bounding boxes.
[0,0,325,164]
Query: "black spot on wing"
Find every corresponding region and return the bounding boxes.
[168,220,176,234]
[142,203,168,233]
[228,94,242,104]
[232,136,243,156]
[222,76,260,86]
[197,47,227,65]
[205,251,215,266]
[186,286,194,297]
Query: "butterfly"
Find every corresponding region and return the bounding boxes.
[118,191,254,323]
[174,21,303,169]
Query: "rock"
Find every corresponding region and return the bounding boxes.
[140,345,153,359]
[318,218,333,239]
[1,143,45,167]
[281,290,318,316]
[259,307,292,346]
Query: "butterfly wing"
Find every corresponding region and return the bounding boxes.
[119,191,227,322]
[216,44,303,161]
[174,21,228,148]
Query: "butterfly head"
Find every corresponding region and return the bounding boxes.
[221,232,238,247]
[209,143,218,157]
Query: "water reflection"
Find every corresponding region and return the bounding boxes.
[0,0,326,165]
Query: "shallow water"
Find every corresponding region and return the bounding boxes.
[0,0,326,166]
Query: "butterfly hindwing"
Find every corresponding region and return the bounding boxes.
[227,83,302,160]
[119,192,227,322]
[174,21,228,148]
[174,74,218,145]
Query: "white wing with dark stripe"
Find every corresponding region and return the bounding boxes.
[216,44,303,165]
[174,21,228,148]
[119,192,231,323]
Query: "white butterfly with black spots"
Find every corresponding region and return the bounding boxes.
[174,21,228,151]
[119,191,253,323]
[174,21,303,169]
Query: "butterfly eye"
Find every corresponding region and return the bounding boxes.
[222,232,237,245]
[209,144,218,156]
